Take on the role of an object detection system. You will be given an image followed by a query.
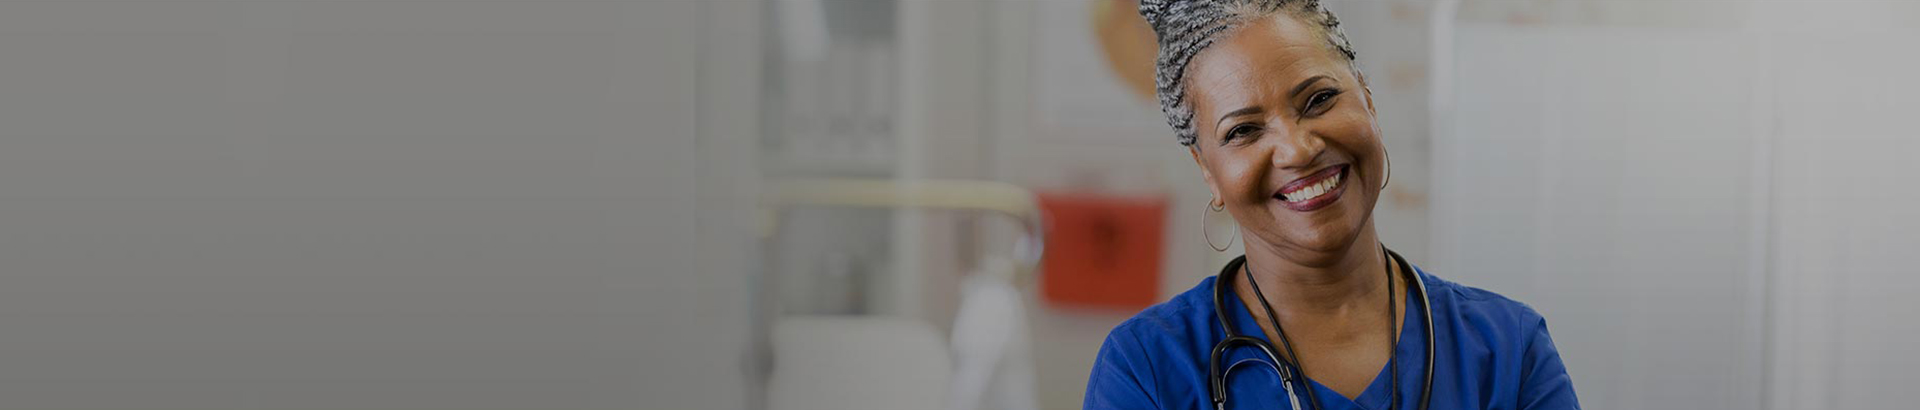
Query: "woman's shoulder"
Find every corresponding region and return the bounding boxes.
[1422,269,1542,312]
[1103,276,1221,343]
[1086,277,1221,406]
[1414,267,1552,339]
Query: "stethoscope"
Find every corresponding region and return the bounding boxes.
[1208,246,1435,410]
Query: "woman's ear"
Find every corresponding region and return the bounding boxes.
[1355,69,1377,115]
[1189,146,1223,205]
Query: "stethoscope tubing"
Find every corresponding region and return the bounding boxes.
[1208,247,1435,410]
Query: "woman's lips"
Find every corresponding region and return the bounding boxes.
[1274,164,1348,212]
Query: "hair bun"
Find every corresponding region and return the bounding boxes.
[1136,0,1171,30]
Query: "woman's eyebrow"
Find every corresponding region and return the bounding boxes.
[1215,106,1264,130]
[1288,75,1333,100]
[1211,75,1337,129]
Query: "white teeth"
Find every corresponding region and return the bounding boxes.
[1285,173,1342,203]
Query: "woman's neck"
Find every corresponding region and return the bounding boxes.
[1236,228,1392,319]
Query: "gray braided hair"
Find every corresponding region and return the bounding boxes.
[1137,0,1356,146]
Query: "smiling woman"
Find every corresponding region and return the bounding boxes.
[1083,1,1581,409]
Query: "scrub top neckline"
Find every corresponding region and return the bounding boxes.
[1217,265,1428,410]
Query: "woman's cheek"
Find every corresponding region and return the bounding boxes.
[1220,155,1268,204]
[1329,114,1384,187]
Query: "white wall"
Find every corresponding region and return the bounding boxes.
[1435,2,1920,408]
[1763,25,1920,410]
[1438,25,1764,409]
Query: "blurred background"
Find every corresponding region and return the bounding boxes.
[0,0,1913,409]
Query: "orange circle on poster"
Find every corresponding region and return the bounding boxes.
[1090,0,1160,102]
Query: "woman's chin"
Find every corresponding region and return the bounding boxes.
[1261,210,1368,256]
[1287,228,1359,255]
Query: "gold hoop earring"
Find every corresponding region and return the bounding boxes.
[1202,199,1237,252]
[1381,145,1392,190]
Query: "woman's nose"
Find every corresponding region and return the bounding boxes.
[1266,127,1325,170]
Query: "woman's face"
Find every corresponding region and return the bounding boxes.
[1187,15,1384,265]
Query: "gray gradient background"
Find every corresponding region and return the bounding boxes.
[0,1,746,408]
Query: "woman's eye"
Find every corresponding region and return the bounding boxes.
[1305,90,1340,114]
[1224,124,1259,143]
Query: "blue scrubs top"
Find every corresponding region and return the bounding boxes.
[1084,263,1579,410]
